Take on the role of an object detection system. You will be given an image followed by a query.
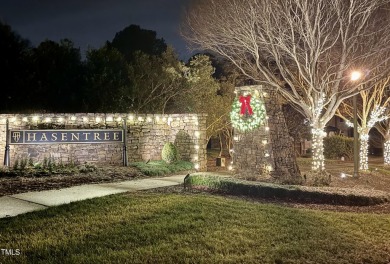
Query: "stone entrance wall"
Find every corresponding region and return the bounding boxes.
[0,113,207,170]
[232,85,300,182]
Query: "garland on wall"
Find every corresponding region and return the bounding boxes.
[230,92,266,132]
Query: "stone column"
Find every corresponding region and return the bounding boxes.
[232,86,301,184]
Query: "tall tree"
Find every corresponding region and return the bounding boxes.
[30,39,84,112]
[375,119,390,166]
[84,45,130,112]
[0,22,31,112]
[337,76,390,170]
[174,54,235,143]
[128,47,187,113]
[183,0,390,172]
[110,24,167,61]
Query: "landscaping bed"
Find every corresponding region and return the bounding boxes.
[0,161,194,196]
[185,174,390,206]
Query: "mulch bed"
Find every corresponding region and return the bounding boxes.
[0,166,142,196]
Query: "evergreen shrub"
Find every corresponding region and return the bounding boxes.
[324,135,353,159]
[161,142,179,164]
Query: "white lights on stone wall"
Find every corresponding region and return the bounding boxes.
[0,113,206,170]
[192,115,201,170]
[3,114,202,127]
[230,86,273,174]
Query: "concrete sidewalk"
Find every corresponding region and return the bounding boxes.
[0,175,188,219]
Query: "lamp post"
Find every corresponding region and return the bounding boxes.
[351,71,361,177]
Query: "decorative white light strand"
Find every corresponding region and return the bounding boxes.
[311,126,326,171]
[359,133,369,170]
[345,120,354,128]
[367,105,388,128]
[314,93,325,119]
[191,115,200,170]
[384,140,390,166]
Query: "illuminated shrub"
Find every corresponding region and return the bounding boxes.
[162,142,178,164]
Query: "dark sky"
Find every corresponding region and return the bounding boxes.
[0,0,192,60]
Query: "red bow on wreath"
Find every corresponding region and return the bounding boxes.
[239,95,253,115]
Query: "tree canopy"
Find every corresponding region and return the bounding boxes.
[110,24,167,61]
[183,0,390,171]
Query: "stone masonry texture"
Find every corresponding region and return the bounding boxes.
[233,85,301,182]
[0,113,207,171]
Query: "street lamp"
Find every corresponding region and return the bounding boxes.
[351,71,362,177]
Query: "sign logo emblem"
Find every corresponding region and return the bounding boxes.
[12,132,21,143]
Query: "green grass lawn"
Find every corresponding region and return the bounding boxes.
[1,192,389,263]
[129,160,194,176]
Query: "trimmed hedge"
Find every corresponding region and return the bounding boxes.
[185,174,389,206]
[324,135,353,160]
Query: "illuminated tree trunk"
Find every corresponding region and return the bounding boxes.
[311,122,326,172]
[359,131,369,170]
[384,134,390,166]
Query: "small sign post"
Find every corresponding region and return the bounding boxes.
[122,119,128,166]
[3,119,10,167]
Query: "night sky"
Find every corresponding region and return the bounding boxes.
[0,0,192,60]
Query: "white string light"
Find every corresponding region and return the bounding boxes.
[368,106,388,128]
[347,106,388,170]
[384,140,390,166]
[311,127,326,171]
[360,133,369,170]
[4,114,203,169]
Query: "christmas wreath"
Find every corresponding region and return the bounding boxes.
[230,94,266,132]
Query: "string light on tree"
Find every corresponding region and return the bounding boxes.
[311,127,326,171]
[384,141,390,166]
[345,105,388,170]
[359,133,369,170]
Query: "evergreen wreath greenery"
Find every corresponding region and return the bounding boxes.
[230,94,266,132]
